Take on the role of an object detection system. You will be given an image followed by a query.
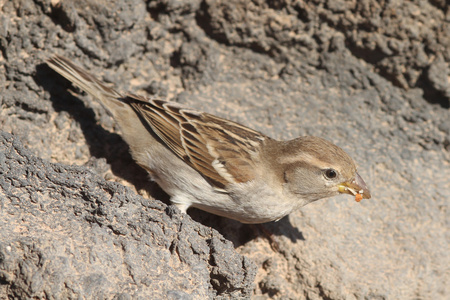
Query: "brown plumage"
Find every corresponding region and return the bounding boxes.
[47,55,371,224]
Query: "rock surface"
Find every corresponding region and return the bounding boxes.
[1,0,449,299]
[0,131,256,298]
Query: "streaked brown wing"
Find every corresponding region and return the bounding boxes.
[127,98,267,188]
[128,97,187,158]
[186,113,266,184]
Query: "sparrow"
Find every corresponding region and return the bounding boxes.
[47,55,371,224]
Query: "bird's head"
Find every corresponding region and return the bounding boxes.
[270,136,371,205]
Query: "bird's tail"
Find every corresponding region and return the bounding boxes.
[47,55,123,109]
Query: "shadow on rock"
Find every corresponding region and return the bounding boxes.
[189,208,305,248]
[35,62,169,204]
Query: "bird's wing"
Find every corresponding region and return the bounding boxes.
[128,98,267,189]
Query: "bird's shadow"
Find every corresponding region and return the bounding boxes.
[189,208,306,247]
[36,62,305,247]
[35,62,168,201]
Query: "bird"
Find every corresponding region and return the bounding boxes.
[47,55,371,224]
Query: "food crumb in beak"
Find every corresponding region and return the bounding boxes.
[355,193,363,202]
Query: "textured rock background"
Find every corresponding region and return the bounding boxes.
[1,0,449,299]
[0,132,256,299]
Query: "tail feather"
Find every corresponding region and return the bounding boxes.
[47,55,123,105]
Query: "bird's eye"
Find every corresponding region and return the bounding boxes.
[324,169,337,179]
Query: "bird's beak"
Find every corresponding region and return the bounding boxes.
[338,172,371,201]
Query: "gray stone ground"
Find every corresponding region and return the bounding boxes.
[0,0,449,299]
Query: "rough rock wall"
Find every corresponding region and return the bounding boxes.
[1,0,449,299]
[0,132,256,298]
